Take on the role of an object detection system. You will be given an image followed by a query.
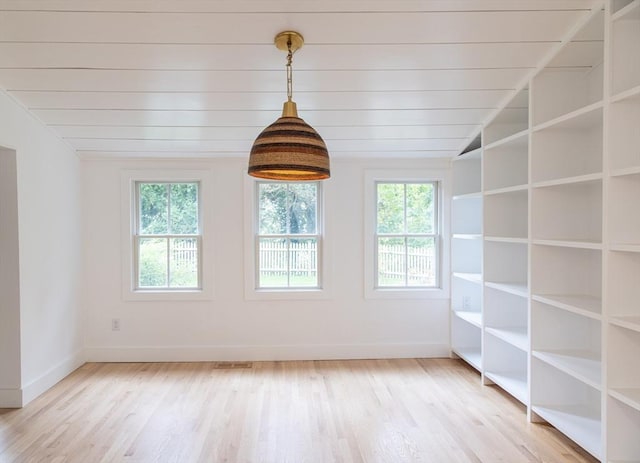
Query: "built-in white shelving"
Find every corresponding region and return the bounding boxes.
[531,107,602,183]
[531,245,602,315]
[448,4,640,459]
[607,1,640,459]
[484,333,528,404]
[611,0,640,95]
[531,9,604,126]
[483,133,528,191]
[452,309,482,371]
[607,395,640,462]
[609,90,640,172]
[532,301,602,388]
[531,180,602,244]
[451,148,483,372]
[531,358,602,460]
[483,88,529,145]
[609,173,640,247]
[484,190,528,239]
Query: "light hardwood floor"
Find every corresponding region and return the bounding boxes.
[0,359,597,463]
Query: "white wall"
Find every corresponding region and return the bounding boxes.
[83,156,451,361]
[0,91,84,406]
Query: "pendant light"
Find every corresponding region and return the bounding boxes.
[248,31,330,180]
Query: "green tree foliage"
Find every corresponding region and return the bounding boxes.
[376,182,434,237]
[259,182,317,235]
[139,182,198,235]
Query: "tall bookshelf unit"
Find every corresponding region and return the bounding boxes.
[451,148,483,371]
[449,2,640,460]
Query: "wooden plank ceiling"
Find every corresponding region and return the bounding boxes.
[0,0,600,159]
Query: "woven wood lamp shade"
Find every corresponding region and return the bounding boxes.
[248,31,330,181]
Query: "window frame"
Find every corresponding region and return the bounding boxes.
[374,180,439,289]
[121,169,213,301]
[255,181,322,290]
[244,176,331,300]
[133,181,202,291]
[364,168,449,300]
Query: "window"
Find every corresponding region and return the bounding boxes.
[256,182,321,289]
[134,182,200,290]
[375,181,438,288]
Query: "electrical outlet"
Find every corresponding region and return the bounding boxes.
[462,296,471,310]
[111,318,121,331]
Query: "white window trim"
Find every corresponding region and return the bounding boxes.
[364,168,450,300]
[243,175,333,300]
[121,169,214,301]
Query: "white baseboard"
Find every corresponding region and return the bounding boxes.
[0,388,22,408]
[21,349,85,406]
[85,343,449,363]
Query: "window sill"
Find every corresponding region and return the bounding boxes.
[123,289,212,302]
[365,287,447,300]
[245,287,331,301]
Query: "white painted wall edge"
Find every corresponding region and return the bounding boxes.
[0,388,22,408]
[20,349,85,406]
[85,343,449,363]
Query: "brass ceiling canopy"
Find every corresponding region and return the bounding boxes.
[248,31,330,181]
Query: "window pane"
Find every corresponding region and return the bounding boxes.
[170,183,198,234]
[139,183,168,234]
[289,183,317,234]
[169,238,199,288]
[407,237,436,287]
[406,183,434,234]
[289,238,318,287]
[138,237,168,287]
[258,238,288,287]
[377,183,405,234]
[377,237,406,287]
[258,184,288,235]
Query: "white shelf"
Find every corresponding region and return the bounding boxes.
[610,316,640,333]
[610,243,640,253]
[611,83,640,104]
[531,405,602,460]
[533,101,604,132]
[531,106,603,184]
[484,88,529,145]
[452,233,482,240]
[609,173,640,247]
[609,87,640,171]
[483,184,528,196]
[531,180,602,243]
[483,133,528,191]
[611,0,640,95]
[611,166,640,179]
[453,310,482,329]
[453,347,482,371]
[485,281,528,298]
[453,272,482,284]
[484,236,527,244]
[483,129,528,150]
[532,294,601,319]
[533,349,601,390]
[608,252,640,327]
[484,370,528,405]
[452,192,481,201]
[532,173,603,189]
[532,239,602,250]
[485,326,528,352]
[484,191,528,241]
[612,0,640,21]
[609,388,640,413]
